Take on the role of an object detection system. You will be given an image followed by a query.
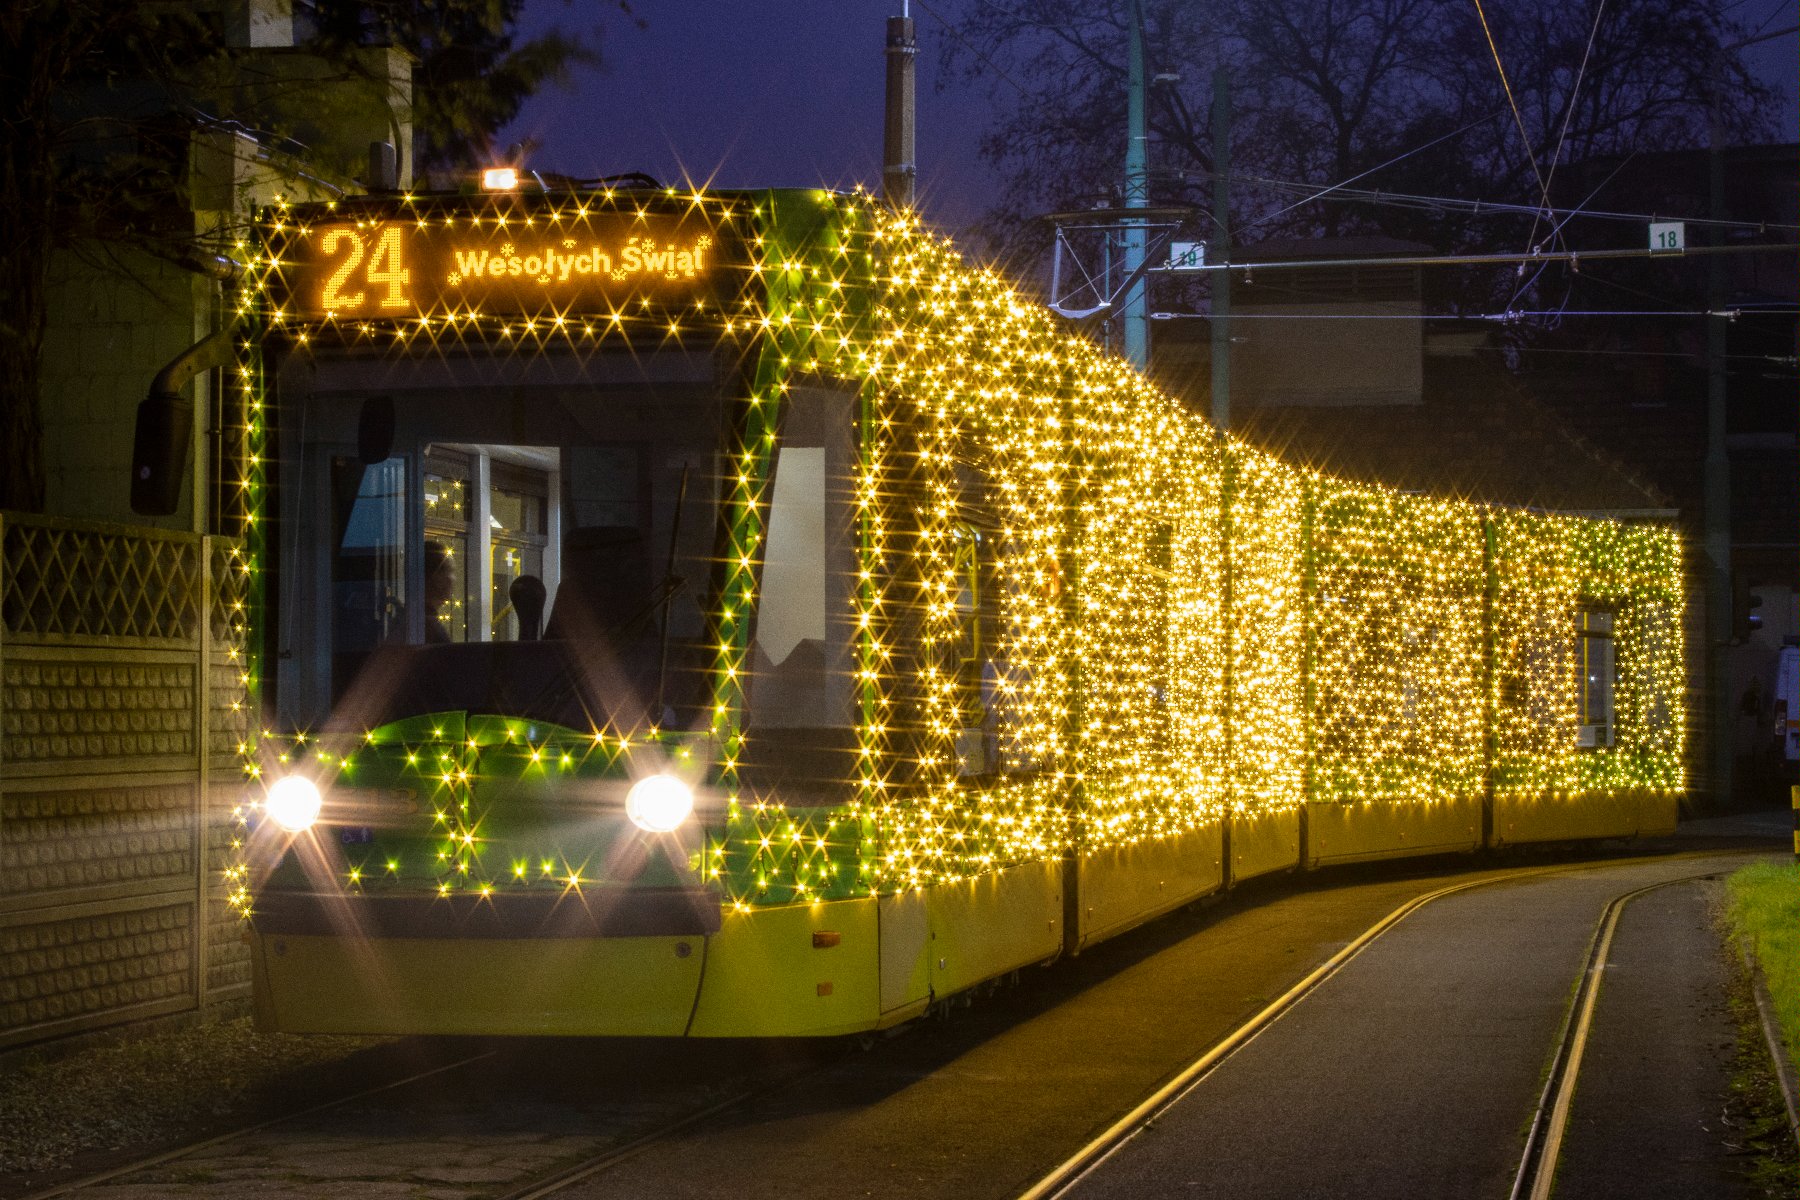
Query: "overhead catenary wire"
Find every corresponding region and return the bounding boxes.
[1511,149,1641,323]
[911,0,1036,102]
[1507,0,1612,312]
[1146,308,1792,322]
[1230,173,1800,235]
[1506,344,1798,365]
[1240,112,1507,235]
[1471,0,1557,229]
[946,3,1791,243]
[1153,240,1798,275]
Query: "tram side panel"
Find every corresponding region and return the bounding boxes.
[1221,447,1306,883]
[1069,381,1228,950]
[1303,481,1488,868]
[757,269,1081,1019]
[1488,511,1683,846]
[891,297,1072,989]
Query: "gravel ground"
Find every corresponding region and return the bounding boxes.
[0,1018,383,1178]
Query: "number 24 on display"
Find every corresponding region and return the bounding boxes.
[321,226,412,312]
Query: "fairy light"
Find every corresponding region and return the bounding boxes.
[228,186,1684,919]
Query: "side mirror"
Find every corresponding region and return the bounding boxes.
[357,395,396,465]
[130,389,193,516]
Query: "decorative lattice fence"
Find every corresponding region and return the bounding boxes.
[0,513,249,1052]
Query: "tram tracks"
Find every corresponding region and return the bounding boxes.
[488,1053,844,1200]
[1507,876,1692,1200]
[13,850,1784,1200]
[1020,853,1777,1200]
[14,1047,497,1200]
[12,1034,849,1200]
[1016,870,1538,1200]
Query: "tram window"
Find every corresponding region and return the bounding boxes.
[1148,522,1173,728]
[331,455,408,653]
[1577,608,1615,748]
[1639,600,1675,733]
[746,386,855,732]
[489,463,549,643]
[946,523,988,774]
[1499,611,1564,735]
[274,360,727,731]
[737,382,858,797]
[940,470,1041,779]
[418,444,557,646]
[422,451,472,642]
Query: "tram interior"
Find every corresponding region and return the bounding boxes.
[273,352,731,735]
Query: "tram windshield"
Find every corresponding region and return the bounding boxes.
[272,348,727,734]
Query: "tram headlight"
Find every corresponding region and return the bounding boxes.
[626,774,693,833]
[266,776,323,833]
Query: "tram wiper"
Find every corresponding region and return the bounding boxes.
[655,463,691,724]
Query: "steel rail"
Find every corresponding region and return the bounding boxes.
[17,1038,841,1200]
[1021,850,1771,1200]
[1507,870,1731,1200]
[1017,869,1539,1200]
[489,1056,838,1200]
[16,1047,496,1200]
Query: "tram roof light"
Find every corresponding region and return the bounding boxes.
[481,166,520,192]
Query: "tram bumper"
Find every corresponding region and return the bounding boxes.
[250,888,719,1037]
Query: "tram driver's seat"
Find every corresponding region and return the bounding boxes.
[543,525,653,644]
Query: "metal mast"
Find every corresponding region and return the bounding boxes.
[1122,1,1149,369]
[884,6,917,210]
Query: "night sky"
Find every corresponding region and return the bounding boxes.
[496,1,1799,238]
[495,1,997,231]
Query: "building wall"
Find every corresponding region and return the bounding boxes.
[41,250,213,532]
[7,11,415,1053]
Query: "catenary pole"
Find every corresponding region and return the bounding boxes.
[1123,1,1148,370]
[1704,48,1733,810]
[1210,69,1230,433]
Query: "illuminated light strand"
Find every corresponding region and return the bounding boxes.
[228,187,1685,913]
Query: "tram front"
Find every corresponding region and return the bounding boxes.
[241,188,774,1035]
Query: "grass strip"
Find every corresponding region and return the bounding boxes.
[1727,860,1800,1070]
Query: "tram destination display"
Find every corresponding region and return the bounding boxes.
[267,202,739,321]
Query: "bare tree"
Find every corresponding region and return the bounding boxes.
[944,0,1775,260]
[0,0,618,513]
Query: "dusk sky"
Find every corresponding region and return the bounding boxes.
[496,1,1799,238]
[496,1,998,231]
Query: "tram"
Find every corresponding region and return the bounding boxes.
[180,182,1684,1037]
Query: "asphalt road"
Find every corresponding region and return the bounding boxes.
[17,826,1784,1200]
[1556,878,1760,1200]
[554,847,1778,1200]
[1062,855,1766,1200]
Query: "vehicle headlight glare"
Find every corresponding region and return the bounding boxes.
[266,775,323,833]
[626,773,693,833]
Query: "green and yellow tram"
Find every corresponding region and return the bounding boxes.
[210,182,1683,1037]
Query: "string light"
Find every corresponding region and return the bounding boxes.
[227,187,1684,917]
